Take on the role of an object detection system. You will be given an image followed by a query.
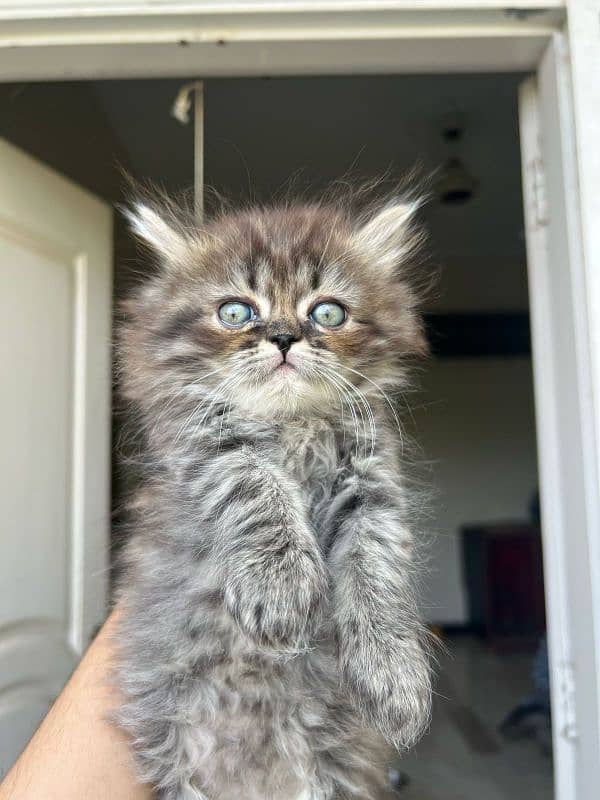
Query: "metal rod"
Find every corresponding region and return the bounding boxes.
[171,80,205,221]
[194,81,204,222]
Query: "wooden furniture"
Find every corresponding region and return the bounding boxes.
[462,522,546,652]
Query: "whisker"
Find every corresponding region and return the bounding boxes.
[175,363,245,446]
[336,371,377,458]
[316,368,348,443]
[320,367,363,456]
[323,365,377,460]
[337,364,404,456]
[323,370,347,444]
[216,370,248,452]
[152,364,230,438]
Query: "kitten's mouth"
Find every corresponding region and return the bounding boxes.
[275,362,295,373]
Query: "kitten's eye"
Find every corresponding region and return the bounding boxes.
[310,301,346,328]
[218,301,255,328]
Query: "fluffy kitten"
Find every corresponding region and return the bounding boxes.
[115,195,432,800]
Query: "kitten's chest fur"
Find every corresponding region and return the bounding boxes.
[278,419,344,523]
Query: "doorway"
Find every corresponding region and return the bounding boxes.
[0,72,552,797]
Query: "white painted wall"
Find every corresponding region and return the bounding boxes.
[408,356,539,624]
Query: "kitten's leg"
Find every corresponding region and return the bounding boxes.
[115,607,213,800]
[122,702,210,800]
[202,445,327,650]
[326,458,432,749]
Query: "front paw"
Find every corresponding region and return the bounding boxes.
[340,631,432,749]
[224,542,327,651]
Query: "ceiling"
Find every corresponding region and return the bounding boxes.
[91,73,528,313]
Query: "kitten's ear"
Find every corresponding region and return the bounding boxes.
[123,202,188,264]
[352,201,421,275]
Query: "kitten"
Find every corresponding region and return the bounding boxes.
[115,195,432,800]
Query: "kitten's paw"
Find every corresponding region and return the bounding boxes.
[224,543,327,651]
[340,632,432,749]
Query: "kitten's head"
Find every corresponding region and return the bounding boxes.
[120,196,427,424]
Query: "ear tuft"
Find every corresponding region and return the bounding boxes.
[353,200,422,273]
[123,202,188,262]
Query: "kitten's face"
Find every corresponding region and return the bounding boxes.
[121,202,426,423]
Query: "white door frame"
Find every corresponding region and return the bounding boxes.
[519,32,599,799]
[0,1,568,80]
[1,2,598,798]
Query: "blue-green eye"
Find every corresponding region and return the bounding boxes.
[310,301,346,328]
[218,301,255,327]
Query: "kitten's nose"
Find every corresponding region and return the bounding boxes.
[269,332,300,354]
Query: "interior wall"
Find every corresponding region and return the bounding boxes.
[410,356,539,625]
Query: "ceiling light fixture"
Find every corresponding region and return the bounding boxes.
[436,113,478,205]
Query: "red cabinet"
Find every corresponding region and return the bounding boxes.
[462,523,546,651]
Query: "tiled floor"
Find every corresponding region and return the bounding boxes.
[393,635,553,800]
